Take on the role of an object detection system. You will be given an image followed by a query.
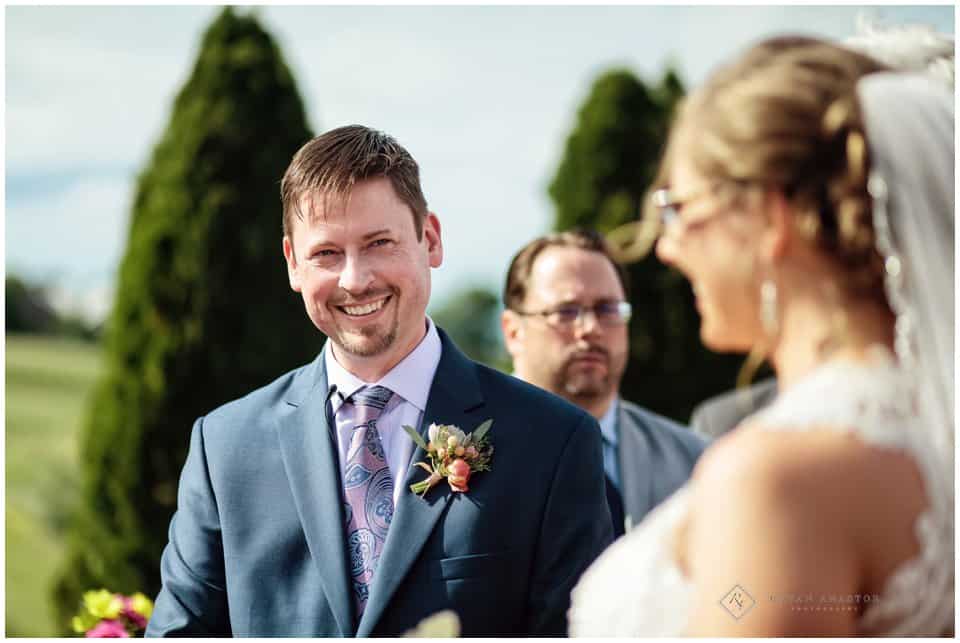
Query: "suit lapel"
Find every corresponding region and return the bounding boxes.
[357,331,484,636]
[274,353,354,636]
[616,403,653,532]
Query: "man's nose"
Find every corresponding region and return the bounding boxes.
[338,253,374,293]
[573,309,600,336]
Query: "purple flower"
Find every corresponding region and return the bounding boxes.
[85,620,130,638]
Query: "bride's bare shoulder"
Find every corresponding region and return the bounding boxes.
[689,422,927,582]
[695,422,924,493]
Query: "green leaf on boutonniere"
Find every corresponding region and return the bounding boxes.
[403,424,429,451]
[471,419,493,442]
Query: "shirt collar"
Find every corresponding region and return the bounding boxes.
[324,317,442,414]
[598,396,620,446]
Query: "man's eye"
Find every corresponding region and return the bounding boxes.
[595,303,620,317]
[312,249,339,260]
[554,307,581,320]
[370,239,392,248]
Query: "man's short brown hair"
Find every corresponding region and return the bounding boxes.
[280,125,428,239]
[503,229,630,311]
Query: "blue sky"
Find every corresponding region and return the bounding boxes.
[5,5,953,322]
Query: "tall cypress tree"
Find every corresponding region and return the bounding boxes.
[548,68,742,422]
[54,7,319,628]
[430,287,510,372]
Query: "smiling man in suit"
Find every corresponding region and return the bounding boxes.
[146,126,612,637]
[501,230,706,537]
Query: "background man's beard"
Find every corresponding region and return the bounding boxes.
[561,369,612,399]
[552,347,615,400]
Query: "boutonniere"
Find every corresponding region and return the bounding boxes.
[403,419,494,497]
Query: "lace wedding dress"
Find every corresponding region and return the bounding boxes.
[569,348,954,636]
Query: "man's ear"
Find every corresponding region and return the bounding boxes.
[282,236,302,292]
[423,212,443,268]
[501,309,524,361]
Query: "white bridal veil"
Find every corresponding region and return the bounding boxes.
[858,72,954,462]
[858,71,955,633]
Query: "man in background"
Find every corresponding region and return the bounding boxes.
[501,229,705,536]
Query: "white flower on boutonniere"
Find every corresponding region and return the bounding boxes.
[403,419,494,497]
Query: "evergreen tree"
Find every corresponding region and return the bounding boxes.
[548,68,742,422]
[54,7,319,629]
[6,275,56,334]
[430,286,509,372]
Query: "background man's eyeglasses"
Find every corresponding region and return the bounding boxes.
[515,301,633,328]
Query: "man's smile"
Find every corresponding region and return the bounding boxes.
[336,294,391,318]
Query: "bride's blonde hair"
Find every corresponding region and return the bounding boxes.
[641,38,895,386]
[654,38,891,298]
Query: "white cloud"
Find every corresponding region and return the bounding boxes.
[6,6,216,171]
[48,282,115,327]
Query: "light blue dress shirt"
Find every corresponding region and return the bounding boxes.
[598,397,620,491]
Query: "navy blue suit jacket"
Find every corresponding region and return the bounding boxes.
[147,329,613,636]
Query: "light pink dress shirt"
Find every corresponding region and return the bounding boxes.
[324,317,442,507]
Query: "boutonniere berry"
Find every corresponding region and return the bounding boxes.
[403,419,494,497]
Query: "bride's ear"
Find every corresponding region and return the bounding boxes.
[758,190,792,263]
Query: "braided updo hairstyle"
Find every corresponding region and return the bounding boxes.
[657,37,891,300]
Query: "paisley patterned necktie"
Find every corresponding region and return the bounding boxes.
[341,385,395,622]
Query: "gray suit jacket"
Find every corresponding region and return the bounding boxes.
[616,400,707,531]
[689,378,778,440]
[147,329,612,637]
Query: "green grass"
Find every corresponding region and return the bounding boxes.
[6,334,103,637]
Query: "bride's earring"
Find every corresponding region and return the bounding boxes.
[760,279,779,337]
